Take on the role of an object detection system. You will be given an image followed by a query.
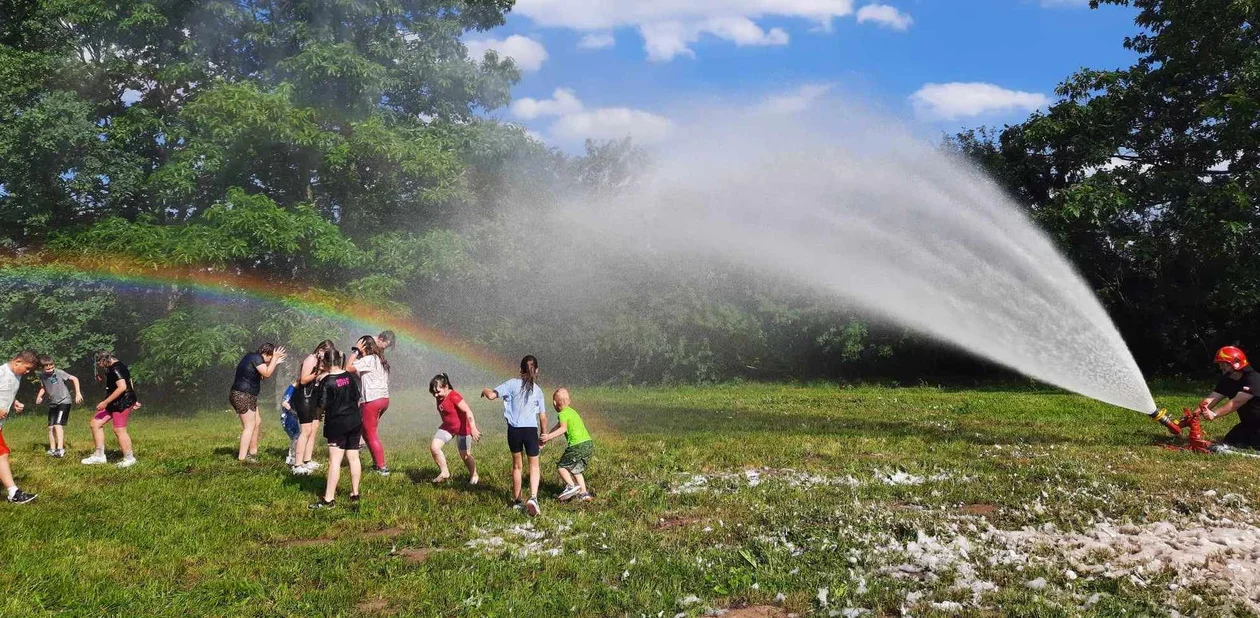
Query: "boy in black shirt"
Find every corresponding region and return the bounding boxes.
[310,351,362,509]
[1200,346,1260,450]
[83,350,139,467]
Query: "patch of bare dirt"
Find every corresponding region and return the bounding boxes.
[356,598,390,614]
[960,503,998,518]
[396,547,435,563]
[718,605,787,618]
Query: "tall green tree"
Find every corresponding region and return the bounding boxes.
[949,0,1260,373]
[0,0,519,250]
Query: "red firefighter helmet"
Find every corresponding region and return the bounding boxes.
[1214,346,1249,371]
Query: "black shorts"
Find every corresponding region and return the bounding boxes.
[507,426,540,457]
[327,427,362,450]
[47,404,71,426]
[293,387,318,424]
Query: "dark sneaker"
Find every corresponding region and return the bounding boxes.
[577,492,593,502]
[308,498,336,510]
[525,497,540,517]
[8,489,37,504]
[558,484,582,502]
[54,449,65,459]
[350,494,360,503]
[510,499,524,510]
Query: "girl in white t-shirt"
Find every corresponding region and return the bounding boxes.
[346,335,390,476]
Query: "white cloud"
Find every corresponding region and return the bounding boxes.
[855,4,912,30]
[510,88,584,120]
[551,107,674,144]
[578,32,616,50]
[910,82,1050,120]
[512,0,854,60]
[640,17,789,61]
[511,87,675,145]
[464,35,549,72]
[757,83,834,114]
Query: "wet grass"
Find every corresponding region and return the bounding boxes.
[0,383,1256,617]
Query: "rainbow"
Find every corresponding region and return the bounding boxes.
[0,252,512,375]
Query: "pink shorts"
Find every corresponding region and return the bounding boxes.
[94,405,134,428]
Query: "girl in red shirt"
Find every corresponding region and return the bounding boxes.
[429,373,481,484]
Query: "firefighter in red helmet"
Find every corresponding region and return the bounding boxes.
[1199,346,1260,450]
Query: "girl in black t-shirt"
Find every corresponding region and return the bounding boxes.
[229,343,287,463]
[310,350,362,509]
[82,351,140,468]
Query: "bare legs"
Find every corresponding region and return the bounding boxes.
[322,446,362,502]
[237,409,259,460]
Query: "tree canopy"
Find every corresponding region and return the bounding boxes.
[948,0,1259,374]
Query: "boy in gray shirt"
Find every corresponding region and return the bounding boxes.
[35,354,82,458]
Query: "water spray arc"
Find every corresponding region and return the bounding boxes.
[568,111,1157,414]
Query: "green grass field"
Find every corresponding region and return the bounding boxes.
[1,383,1258,617]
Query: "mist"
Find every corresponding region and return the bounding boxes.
[489,99,1155,413]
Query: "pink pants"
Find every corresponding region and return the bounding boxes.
[361,398,389,468]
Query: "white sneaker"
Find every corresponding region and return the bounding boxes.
[291,465,310,475]
[46,449,57,456]
[81,453,107,465]
[285,454,296,466]
[116,457,137,468]
[525,497,541,517]
[304,461,322,471]
[558,484,583,502]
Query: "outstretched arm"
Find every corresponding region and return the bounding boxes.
[542,420,567,443]
[481,388,499,401]
[1208,392,1253,420]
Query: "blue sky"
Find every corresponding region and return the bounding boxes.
[464,0,1142,149]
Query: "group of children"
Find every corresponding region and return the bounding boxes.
[0,348,141,504]
[0,341,594,517]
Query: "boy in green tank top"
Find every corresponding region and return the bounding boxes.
[541,388,594,502]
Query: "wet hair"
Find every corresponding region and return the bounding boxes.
[13,350,37,365]
[257,342,276,356]
[429,373,453,395]
[377,330,395,348]
[93,350,114,382]
[358,335,389,373]
[317,348,345,373]
[36,354,54,366]
[300,340,337,381]
[519,355,539,401]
